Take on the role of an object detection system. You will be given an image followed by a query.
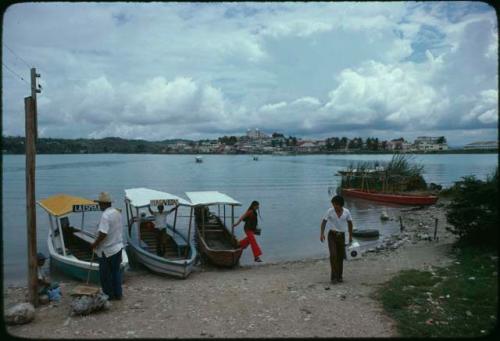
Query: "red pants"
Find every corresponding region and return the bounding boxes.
[239,229,262,258]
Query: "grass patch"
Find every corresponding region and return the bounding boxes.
[374,245,498,337]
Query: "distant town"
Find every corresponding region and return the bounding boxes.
[2,129,498,154]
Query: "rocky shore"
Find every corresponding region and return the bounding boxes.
[4,201,457,338]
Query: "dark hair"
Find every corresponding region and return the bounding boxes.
[331,195,344,206]
[247,200,260,211]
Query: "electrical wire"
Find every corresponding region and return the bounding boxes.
[1,62,30,86]
[3,43,32,69]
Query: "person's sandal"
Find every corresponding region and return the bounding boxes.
[254,257,262,262]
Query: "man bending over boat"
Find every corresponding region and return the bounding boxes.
[90,192,124,301]
[320,195,353,284]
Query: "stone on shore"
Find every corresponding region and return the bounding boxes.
[5,302,35,325]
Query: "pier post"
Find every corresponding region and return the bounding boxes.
[25,96,38,307]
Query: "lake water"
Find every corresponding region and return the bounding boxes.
[2,153,497,285]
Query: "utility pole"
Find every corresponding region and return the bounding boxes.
[26,68,40,306]
[30,68,41,139]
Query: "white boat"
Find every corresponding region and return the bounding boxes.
[124,188,197,278]
[37,194,129,283]
[195,156,203,163]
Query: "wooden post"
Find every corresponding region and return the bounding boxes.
[399,216,404,232]
[185,207,193,258]
[25,96,38,307]
[173,206,178,233]
[202,206,205,240]
[30,68,40,139]
[434,218,438,240]
[231,205,235,236]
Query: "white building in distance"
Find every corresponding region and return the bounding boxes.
[246,128,269,140]
[414,136,448,151]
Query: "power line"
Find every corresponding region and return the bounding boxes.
[3,43,32,69]
[2,62,30,86]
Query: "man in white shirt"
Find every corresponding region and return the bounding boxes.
[90,192,124,300]
[320,195,353,284]
[148,204,175,230]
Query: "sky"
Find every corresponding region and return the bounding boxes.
[1,2,498,146]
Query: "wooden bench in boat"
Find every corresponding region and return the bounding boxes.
[73,231,96,244]
[140,227,186,258]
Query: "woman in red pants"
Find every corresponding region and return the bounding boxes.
[232,200,263,262]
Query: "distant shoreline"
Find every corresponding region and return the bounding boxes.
[2,150,497,155]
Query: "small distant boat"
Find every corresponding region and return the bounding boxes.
[352,228,380,239]
[37,194,129,283]
[185,191,243,268]
[124,188,197,278]
[195,156,203,163]
[253,156,259,161]
[341,188,438,206]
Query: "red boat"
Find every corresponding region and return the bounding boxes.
[341,188,438,205]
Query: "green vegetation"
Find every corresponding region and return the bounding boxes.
[376,167,499,337]
[444,168,498,247]
[340,153,428,192]
[375,245,498,337]
[1,136,191,154]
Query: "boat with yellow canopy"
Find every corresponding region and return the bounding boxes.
[37,194,129,283]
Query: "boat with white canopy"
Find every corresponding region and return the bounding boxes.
[185,191,243,267]
[37,194,129,283]
[124,188,197,278]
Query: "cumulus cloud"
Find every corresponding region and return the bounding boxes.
[2,2,497,145]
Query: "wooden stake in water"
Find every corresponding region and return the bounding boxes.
[399,216,404,232]
[434,218,438,241]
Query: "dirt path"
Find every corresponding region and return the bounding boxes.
[5,203,456,338]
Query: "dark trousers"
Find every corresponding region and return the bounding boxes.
[327,230,345,281]
[98,249,123,299]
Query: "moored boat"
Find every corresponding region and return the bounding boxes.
[341,188,438,205]
[124,188,197,278]
[352,228,380,238]
[37,194,129,284]
[185,191,243,267]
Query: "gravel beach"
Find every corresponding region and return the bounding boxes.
[4,202,456,338]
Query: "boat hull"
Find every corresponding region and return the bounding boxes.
[47,235,129,284]
[195,229,242,268]
[341,188,438,205]
[126,240,196,279]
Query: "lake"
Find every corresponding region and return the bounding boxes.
[2,153,497,285]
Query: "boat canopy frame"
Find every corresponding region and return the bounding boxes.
[124,187,194,259]
[37,194,101,257]
[185,191,242,239]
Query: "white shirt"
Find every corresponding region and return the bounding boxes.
[153,211,168,229]
[322,207,352,234]
[96,207,124,257]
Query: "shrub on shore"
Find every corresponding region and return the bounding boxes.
[445,167,498,247]
[340,153,428,192]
